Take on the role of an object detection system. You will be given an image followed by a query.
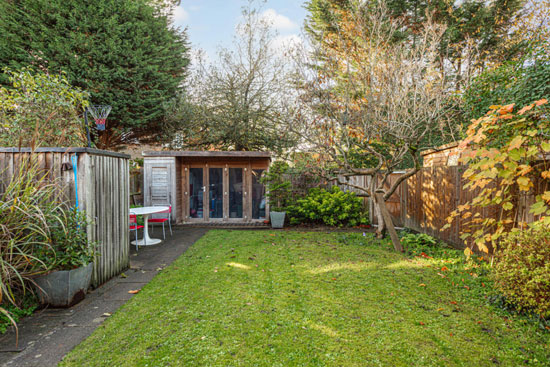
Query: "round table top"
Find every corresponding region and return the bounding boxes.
[130,206,170,215]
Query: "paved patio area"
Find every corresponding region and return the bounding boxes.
[0,228,208,367]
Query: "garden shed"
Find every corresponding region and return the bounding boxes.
[143,151,271,224]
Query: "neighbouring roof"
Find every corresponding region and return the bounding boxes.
[142,150,271,158]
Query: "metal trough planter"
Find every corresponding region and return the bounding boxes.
[270,211,286,229]
[34,263,93,308]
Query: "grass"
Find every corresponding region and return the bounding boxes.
[61,230,549,366]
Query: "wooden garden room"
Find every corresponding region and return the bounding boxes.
[142,151,271,224]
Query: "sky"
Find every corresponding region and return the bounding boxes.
[172,0,308,61]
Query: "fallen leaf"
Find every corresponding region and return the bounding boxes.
[128,289,140,294]
[440,266,448,272]
[418,283,426,287]
[419,321,425,326]
[450,301,457,305]
[120,273,127,278]
[102,313,112,317]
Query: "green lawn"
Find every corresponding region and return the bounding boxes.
[61,230,549,367]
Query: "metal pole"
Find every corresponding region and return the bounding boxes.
[85,108,91,148]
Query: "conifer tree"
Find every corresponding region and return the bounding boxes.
[0,0,190,148]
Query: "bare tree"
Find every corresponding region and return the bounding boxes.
[168,4,298,153]
[293,1,458,250]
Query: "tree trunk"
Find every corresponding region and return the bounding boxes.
[374,200,386,238]
[375,191,403,252]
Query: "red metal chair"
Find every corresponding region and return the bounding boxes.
[149,205,172,239]
[129,213,144,251]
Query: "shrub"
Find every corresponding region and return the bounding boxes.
[493,225,550,319]
[401,233,438,255]
[0,158,63,329]
[0,68,89,147]
[0,156,95,332]
[0,160,61,303]
[445,99,550,255]
[287,186,368,227]
[36,207,96,271]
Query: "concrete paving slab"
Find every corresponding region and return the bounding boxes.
[0,228,208,367]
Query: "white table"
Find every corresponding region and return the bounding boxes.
[130,206,170,246]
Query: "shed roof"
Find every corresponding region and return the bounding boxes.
[142,150,271,158]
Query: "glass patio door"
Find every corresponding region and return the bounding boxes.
[208,168,224,220]
[189,168,204,219]
[229,168,243,219]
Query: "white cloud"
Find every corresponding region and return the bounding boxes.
[272,34,303,51]
[260,9,298,31]
[173,6,189,22]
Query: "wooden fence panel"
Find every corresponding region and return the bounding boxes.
[80,153,130,287]
[336,164,542,252]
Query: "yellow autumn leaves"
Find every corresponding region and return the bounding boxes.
[445,99,550,256]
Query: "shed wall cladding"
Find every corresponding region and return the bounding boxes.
[0,148,130,287]
[143,157,177,218]
[143,152,271,224]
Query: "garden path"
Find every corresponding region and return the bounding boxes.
[0,228,208,367]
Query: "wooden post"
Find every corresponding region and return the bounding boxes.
[375,191,404,252]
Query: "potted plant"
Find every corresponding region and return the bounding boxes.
[33,207,96,307]
[261,162,293,229]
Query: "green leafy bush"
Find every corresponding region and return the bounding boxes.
[287,186,368,227]
[36,207,96,271]
[399,231,468,260]
[401,233,437,254]
[493,225,550,319]
[0,68,89,147]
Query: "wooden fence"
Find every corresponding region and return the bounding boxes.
[336,174,404,227]
[130,167,143,206]
[340,166,544,251]
[0,148,130,287]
